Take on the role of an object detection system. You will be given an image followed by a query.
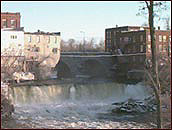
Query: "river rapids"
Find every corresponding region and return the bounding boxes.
[7,80,156,129]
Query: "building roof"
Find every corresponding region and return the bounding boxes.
[1,27,24,31]
[24,30,60,36]
[1,12,20,15]
[105,26,149,30]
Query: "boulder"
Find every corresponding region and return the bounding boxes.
[112,95,157,114]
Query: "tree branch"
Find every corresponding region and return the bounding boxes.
[145,1,150,10]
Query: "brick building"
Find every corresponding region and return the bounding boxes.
[105,26,171,57]
[1,12,21,29]
[105,26,171,79]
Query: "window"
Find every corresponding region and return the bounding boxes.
[109,32,111,38]
[106,32,109,38]
[106,31,111,39]
[54,37,57,43]
[36,36,40,43]
[140,56,143,62]
[147,44,151,52]
[133,45,136,52]
[163,35,166,42]
[154,35,156,40]
[140,45,144,52]
[114,31,116,36]
[148,35,151,42]
[11,20,16,26]
[28,36,32,42]
[133,36,136,42]
[159,45,162,52]
[128,37,132,42]
[2,19,7,27]
[159,35,162,42]
[10,35,17,39]
[35,47,40,52]
[133,56,135,62]
[163,45,166,52]
[52,48,58,54]
[124,37,129,42]
[169,43,171,53]
[140,35,143,42]
[47,36,50,43]
[128,48,130,53]
[27,45,31,51]
[33,45,40,52]
[120,38,123,42]
[107,40,111,47]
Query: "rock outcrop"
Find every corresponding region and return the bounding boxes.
[112,95,157,114]
[1,82,14,120]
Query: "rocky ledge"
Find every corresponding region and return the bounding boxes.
[1,82,14,120]
[112,95,157,114]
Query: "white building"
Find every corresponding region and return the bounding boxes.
[1,28,24,56]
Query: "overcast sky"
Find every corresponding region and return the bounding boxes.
[1,1,171,43]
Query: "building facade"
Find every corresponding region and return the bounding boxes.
[105,26,171,78]
[1,28,24,56]
[1,12,21,29]
[24,30,61,79]
[24,30,61,67]
[105,26,171,57]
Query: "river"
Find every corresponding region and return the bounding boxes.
[6,79,156,129]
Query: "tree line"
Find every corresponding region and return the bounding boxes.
[60,38,105,52]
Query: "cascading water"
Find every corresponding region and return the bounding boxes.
[9,81,154,129]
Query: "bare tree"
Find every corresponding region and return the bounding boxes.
[138,1,170,128]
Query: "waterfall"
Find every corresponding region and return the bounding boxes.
[10,81,151,105]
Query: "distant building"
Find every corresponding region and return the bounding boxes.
[1,12,21,29]
[105,26,171,57]
[1,28,24,56]
[105,26,171,72]
[24,30,61,68]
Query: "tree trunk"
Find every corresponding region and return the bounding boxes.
[149,1,162,128]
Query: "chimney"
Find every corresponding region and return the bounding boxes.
[158,26,160,30]
[38,29,40,32]
[116,25,118,28]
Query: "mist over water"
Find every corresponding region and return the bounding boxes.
[9,80,153,128]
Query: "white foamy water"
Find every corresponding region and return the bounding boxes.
[10,81,155,129]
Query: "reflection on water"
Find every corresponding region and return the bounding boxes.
[9,80,154,129]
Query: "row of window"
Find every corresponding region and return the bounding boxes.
[2,19,16,27]
[127,44,169,54]
[28,36,58,43]
[147,44,169,53]
[10,35,17,39]
[148,35,170,42]
[127,45,144,53]
[27,45,58,54]
[120,35,144,43]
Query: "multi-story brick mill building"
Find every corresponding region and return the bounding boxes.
[105,26,171,57]
[1,12,21,29]
[105,26,171,80]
